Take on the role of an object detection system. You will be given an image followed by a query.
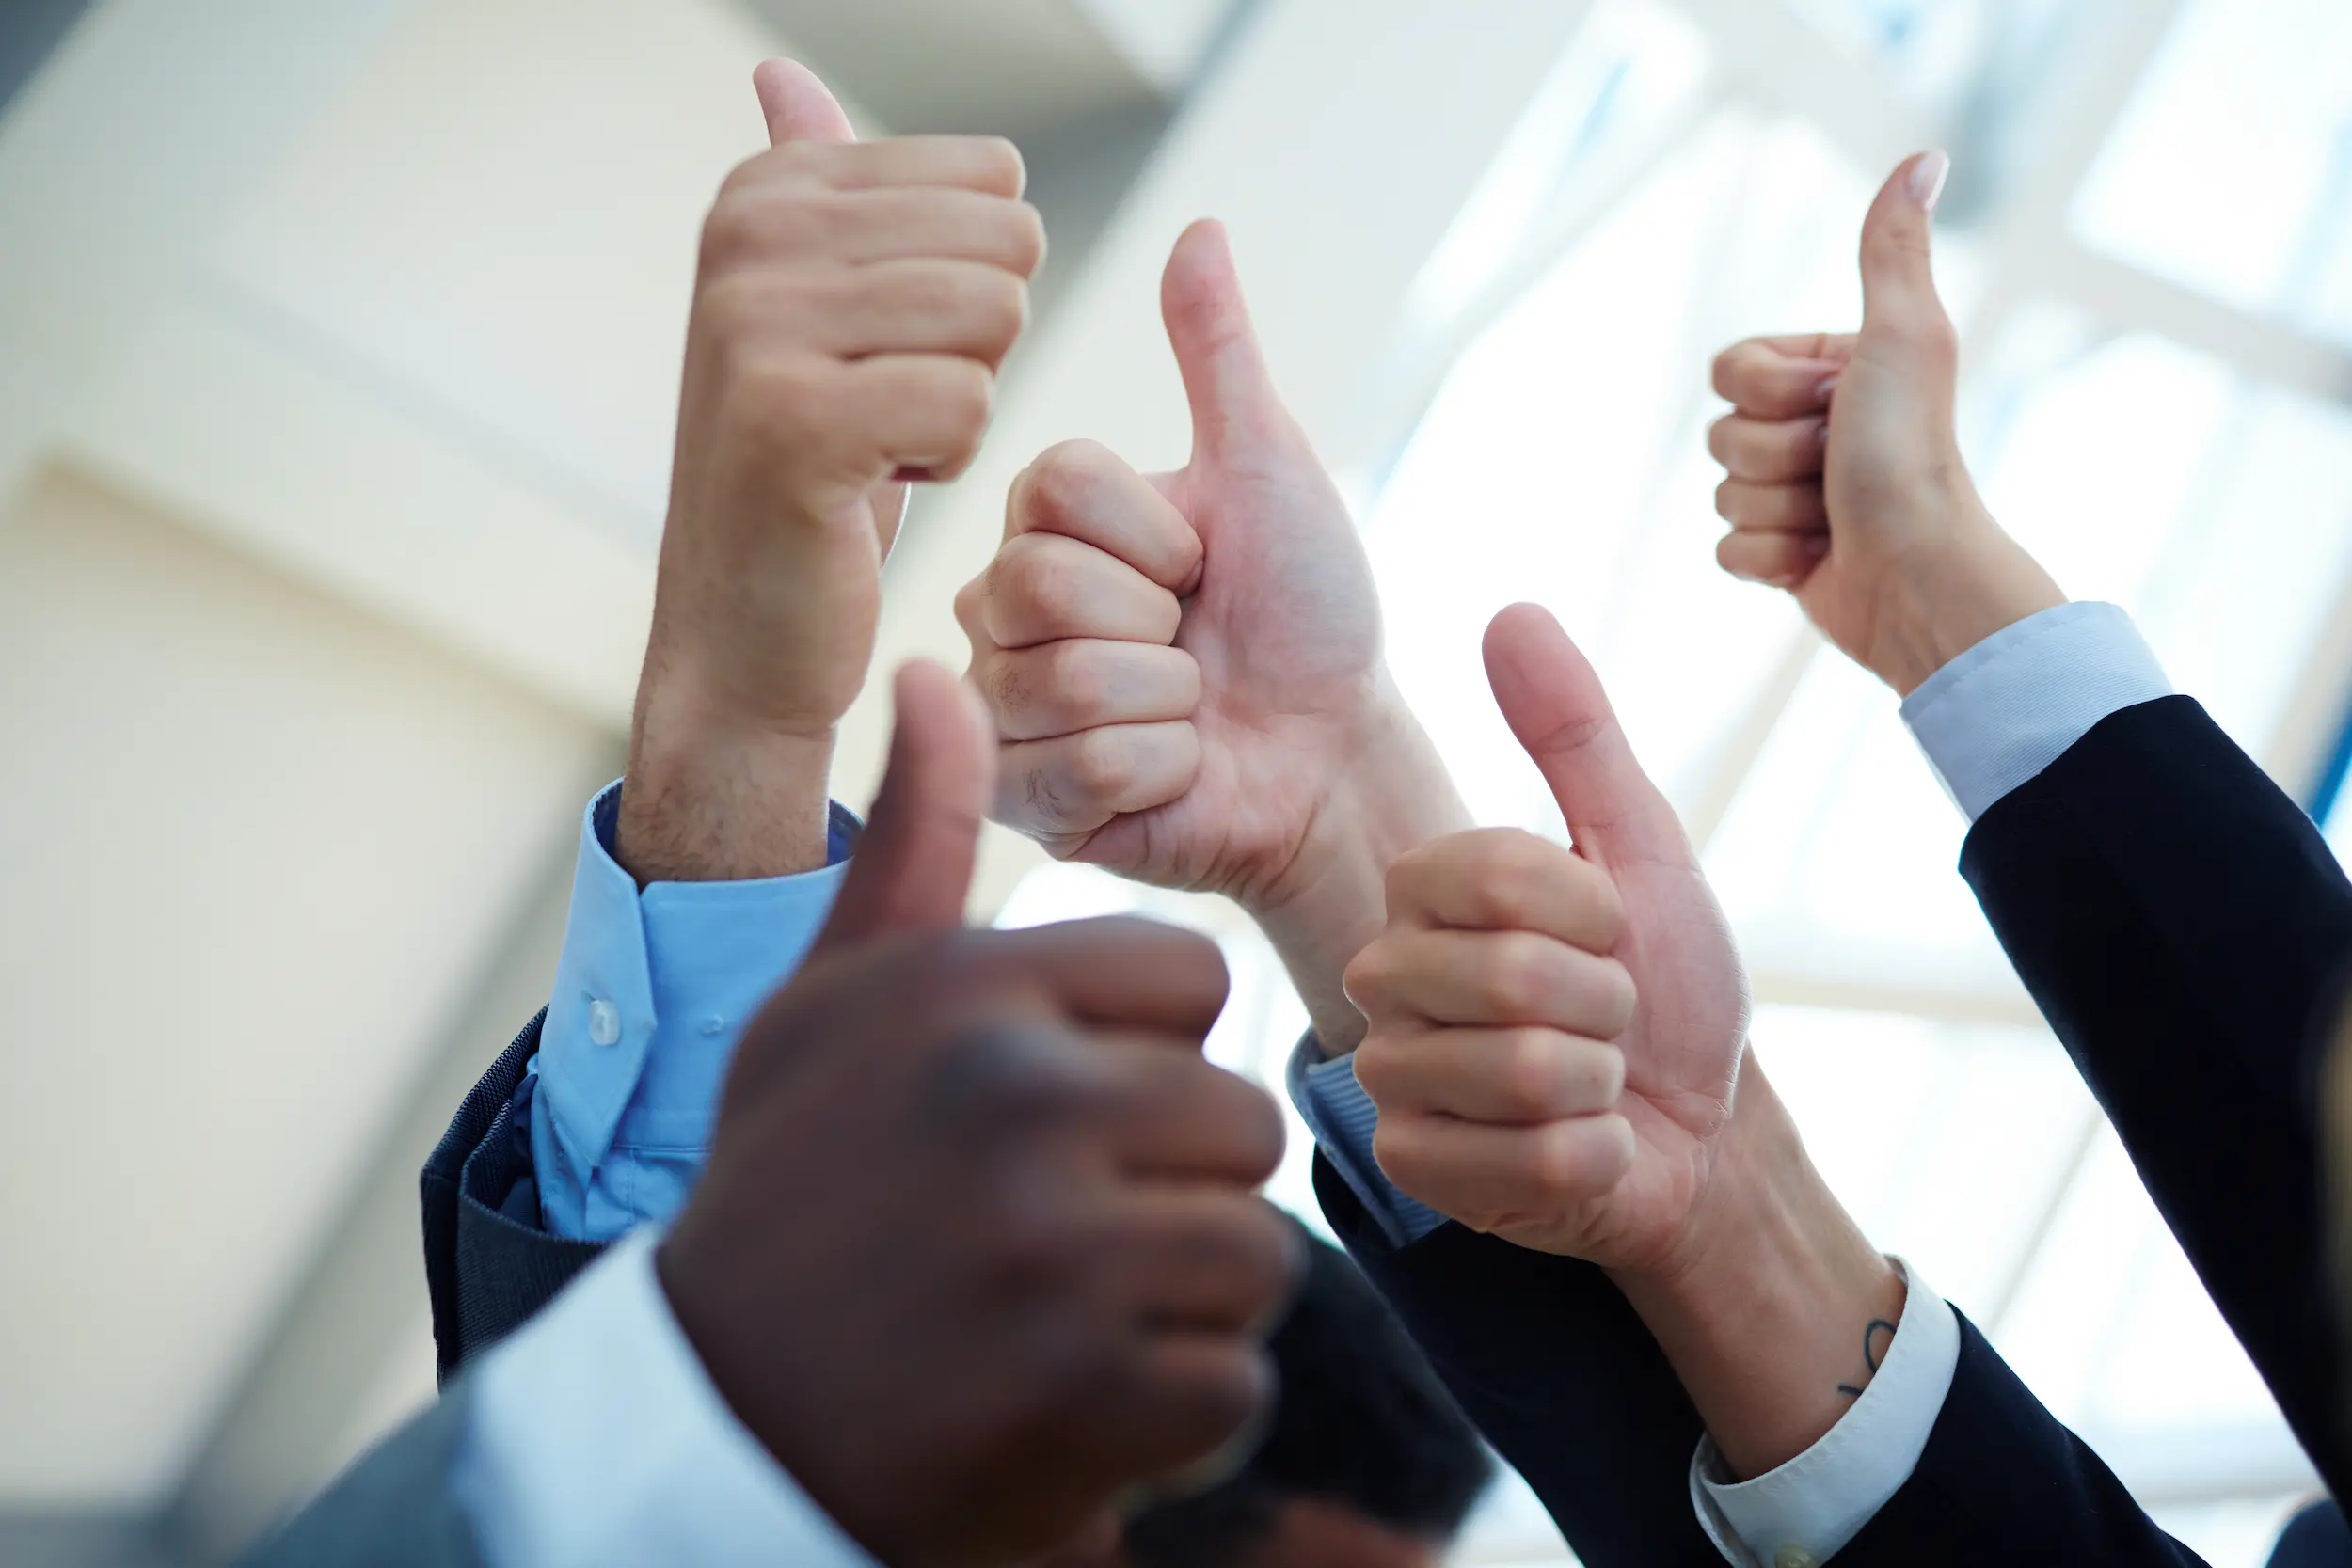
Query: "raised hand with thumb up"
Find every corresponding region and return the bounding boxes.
[1344,605,1748,1275]
[1708,151,2064,694]
[658,661,1295,1567]
[621,59,1046,887]
[958,220,1469,1048]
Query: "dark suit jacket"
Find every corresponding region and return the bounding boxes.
[1317,1156,2204,1566]
[421,1010,589,1386]
[426,1024,2203,1564]
[421,695,2344,1563]
[1961,694,2350,1497]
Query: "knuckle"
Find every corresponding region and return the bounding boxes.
[1487,830,1564,918]
[1006,200,1048,272]
[1705,414,1737,465]
[1068,727,1136,800]
[1526,1124,1592,1199]
[1484,934,1559,1018]
[724,358,825,445]
[695,270,771,342]
[930,359,995,442]
[1342,943,1399,1014]
[1025,438,1113,524]
[979,650,1035,716]
[1559,854,1626,946]
[978,273,1029,343]
[1501,1029,1564,1115]
[1369,1122,1418,1187]
[1597,958,1639,1033]
[1586,1042,1629,1104]
[1709,344,1741,399]
[999,536,1075,618]
[1041,640,1102,716]
[975,135,1026,192]
[696,199,755,274]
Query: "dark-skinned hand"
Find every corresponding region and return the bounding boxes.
[657,660,1296,1568]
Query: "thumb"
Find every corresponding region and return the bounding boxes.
[1856,150,1956,364]
[1161,218,1290,464]
[753,56,855,147]
[1483,605,1690,868]
[814,661,995,955]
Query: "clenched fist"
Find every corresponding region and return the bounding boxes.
[623,59,1046,882]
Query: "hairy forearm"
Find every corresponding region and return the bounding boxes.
[1254,676,1471,1052]
[1611,1061,1905,1480]
[615,685,836,884]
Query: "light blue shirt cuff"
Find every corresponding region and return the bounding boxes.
[1899,602,2171,822]
[532,782,855,1241]
[453,1231,879,1568]
[1286,1037,1447,1249]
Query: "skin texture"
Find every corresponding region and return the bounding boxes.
[620,59,1046,883]
[656,663,1296,1568]
[1709,150,2064,695]
[959,220,1469,1050]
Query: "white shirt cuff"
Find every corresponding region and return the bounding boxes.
[1899,602,2171,821]
[1689,1259,1961,1566]
[452,1230,878,1568]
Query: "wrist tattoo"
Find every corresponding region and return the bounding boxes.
[1835,1319,1899,1399]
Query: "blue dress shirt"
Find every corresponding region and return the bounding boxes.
[529,783,856,1240]
[453,600,2174,1567]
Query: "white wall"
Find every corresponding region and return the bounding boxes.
[0,467,611,1503]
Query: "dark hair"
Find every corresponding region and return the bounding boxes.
[1121,1219,1493,1568]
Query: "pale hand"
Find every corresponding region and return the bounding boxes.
[959,221,1464,1041]
[1347,605,1749,1275]
[1708,150,2060,695]
[623,59,1044,880]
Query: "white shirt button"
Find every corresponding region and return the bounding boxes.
[1774,1546,1820,1568]
[699,1015,725,1037]
[587,998,622,1047]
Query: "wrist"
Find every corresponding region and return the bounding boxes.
[617,676,837,885]
[1610,1061,1903,1479]
[1870,509,2066,696]
[1249,673,1470,1053]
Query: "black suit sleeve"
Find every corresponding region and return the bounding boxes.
[1318,1157,2206,1564]
[421,1011,605,1384]
[1962,694,2351,1495]
[1313,1154,1719,1566]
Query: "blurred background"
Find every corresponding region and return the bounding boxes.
[2,0,2348,1563]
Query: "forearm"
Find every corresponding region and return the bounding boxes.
[617,675,837,884]
[1254,675,1470,1052]
[1611,1062,1904,1479]
[1868,515,2066,696]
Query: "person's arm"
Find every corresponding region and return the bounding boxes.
[1338,602,2206,1566]
[520,59,1043,1242]
[1709,150,2351,1495]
